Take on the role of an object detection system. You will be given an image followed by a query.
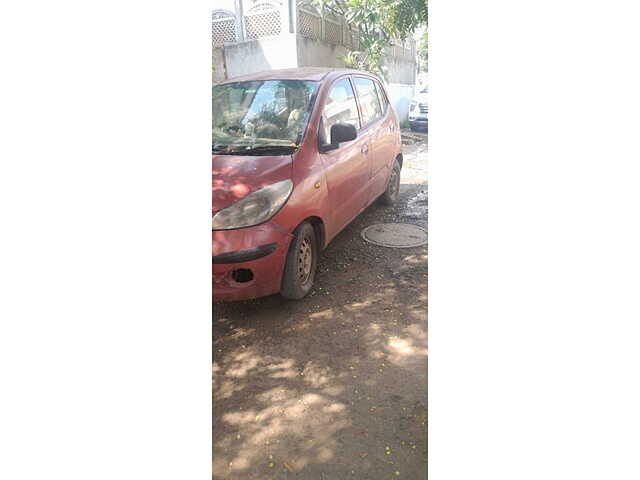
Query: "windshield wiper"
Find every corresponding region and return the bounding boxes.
[212,144,233,154]
[232,144,299,156]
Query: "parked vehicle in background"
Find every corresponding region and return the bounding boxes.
[213,68,403,301]
[408,87,428,132]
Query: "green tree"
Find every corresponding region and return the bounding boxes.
[418,29,428,72]
[384,0,428,40]
[313,0,427,78]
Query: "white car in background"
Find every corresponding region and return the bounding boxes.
[408,87,428,132]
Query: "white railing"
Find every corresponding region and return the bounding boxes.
[297,2,322,40]
[244,0,283,40]
[212,1,415,62]
[212,9,237,46]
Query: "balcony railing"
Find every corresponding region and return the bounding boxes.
[212,0,415,60]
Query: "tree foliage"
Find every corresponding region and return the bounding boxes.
[418,29,428,72]
[384,0,428,40]
[313,0,427,78]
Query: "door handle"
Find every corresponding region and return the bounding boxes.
[361,144,369,155]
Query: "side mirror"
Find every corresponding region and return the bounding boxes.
[321,123,358,152]
[331,123,357,144]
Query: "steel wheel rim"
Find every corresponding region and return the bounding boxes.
[389,169,400,199]
[298,237,313,284]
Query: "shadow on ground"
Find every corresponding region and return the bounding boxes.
[214,178,428,479]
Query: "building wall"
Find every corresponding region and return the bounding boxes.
[214,3,417,83]
[387,83,416,122]
[222,34,416,83]
[383,57,416,121]
[223,34,298,79]
[383,55,417,85]
[296,35,348,68]
[213,47,226,84]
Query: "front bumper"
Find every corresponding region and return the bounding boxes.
[213,222,293,302]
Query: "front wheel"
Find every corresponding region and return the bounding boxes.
[280,222,318,300]
[380,160,401,205]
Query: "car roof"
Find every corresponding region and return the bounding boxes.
[216,67,376,85]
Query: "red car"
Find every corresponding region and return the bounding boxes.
[213,68,403,301]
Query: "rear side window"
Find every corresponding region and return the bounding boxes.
[374,81,389,113]
[319,78,360,145]
[354,77,383,127]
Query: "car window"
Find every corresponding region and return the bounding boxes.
[319,78,360,145]
[213,80,319,152]
[374,81,389,113]
[354,77,383,127]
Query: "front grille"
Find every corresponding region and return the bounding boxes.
[419,103,428,114]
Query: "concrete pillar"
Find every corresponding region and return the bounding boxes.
[284,0,297,34]
[234,0,245,42]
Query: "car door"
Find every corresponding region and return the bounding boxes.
[352,76,388,202]
[318,76,371,234]
[372,80,399,198]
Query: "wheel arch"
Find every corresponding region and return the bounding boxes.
[299,216,326,251]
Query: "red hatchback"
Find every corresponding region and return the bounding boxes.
[213,68,403,301]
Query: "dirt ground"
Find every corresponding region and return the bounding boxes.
[213,132,428,479]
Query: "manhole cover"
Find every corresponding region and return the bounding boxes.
[361,223,427,248]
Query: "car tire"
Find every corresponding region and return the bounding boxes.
[380,160,401,205]
[281,221,318,300]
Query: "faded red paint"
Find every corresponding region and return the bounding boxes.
[213,68,402,302]
[212,155,293,212]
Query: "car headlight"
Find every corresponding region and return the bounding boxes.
[410,101,418,111]
[212,179,293,230]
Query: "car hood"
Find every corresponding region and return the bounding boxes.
[212,154,293,213]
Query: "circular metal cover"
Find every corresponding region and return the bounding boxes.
[361,223,427,248]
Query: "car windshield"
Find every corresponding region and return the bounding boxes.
[213,80,319,154]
